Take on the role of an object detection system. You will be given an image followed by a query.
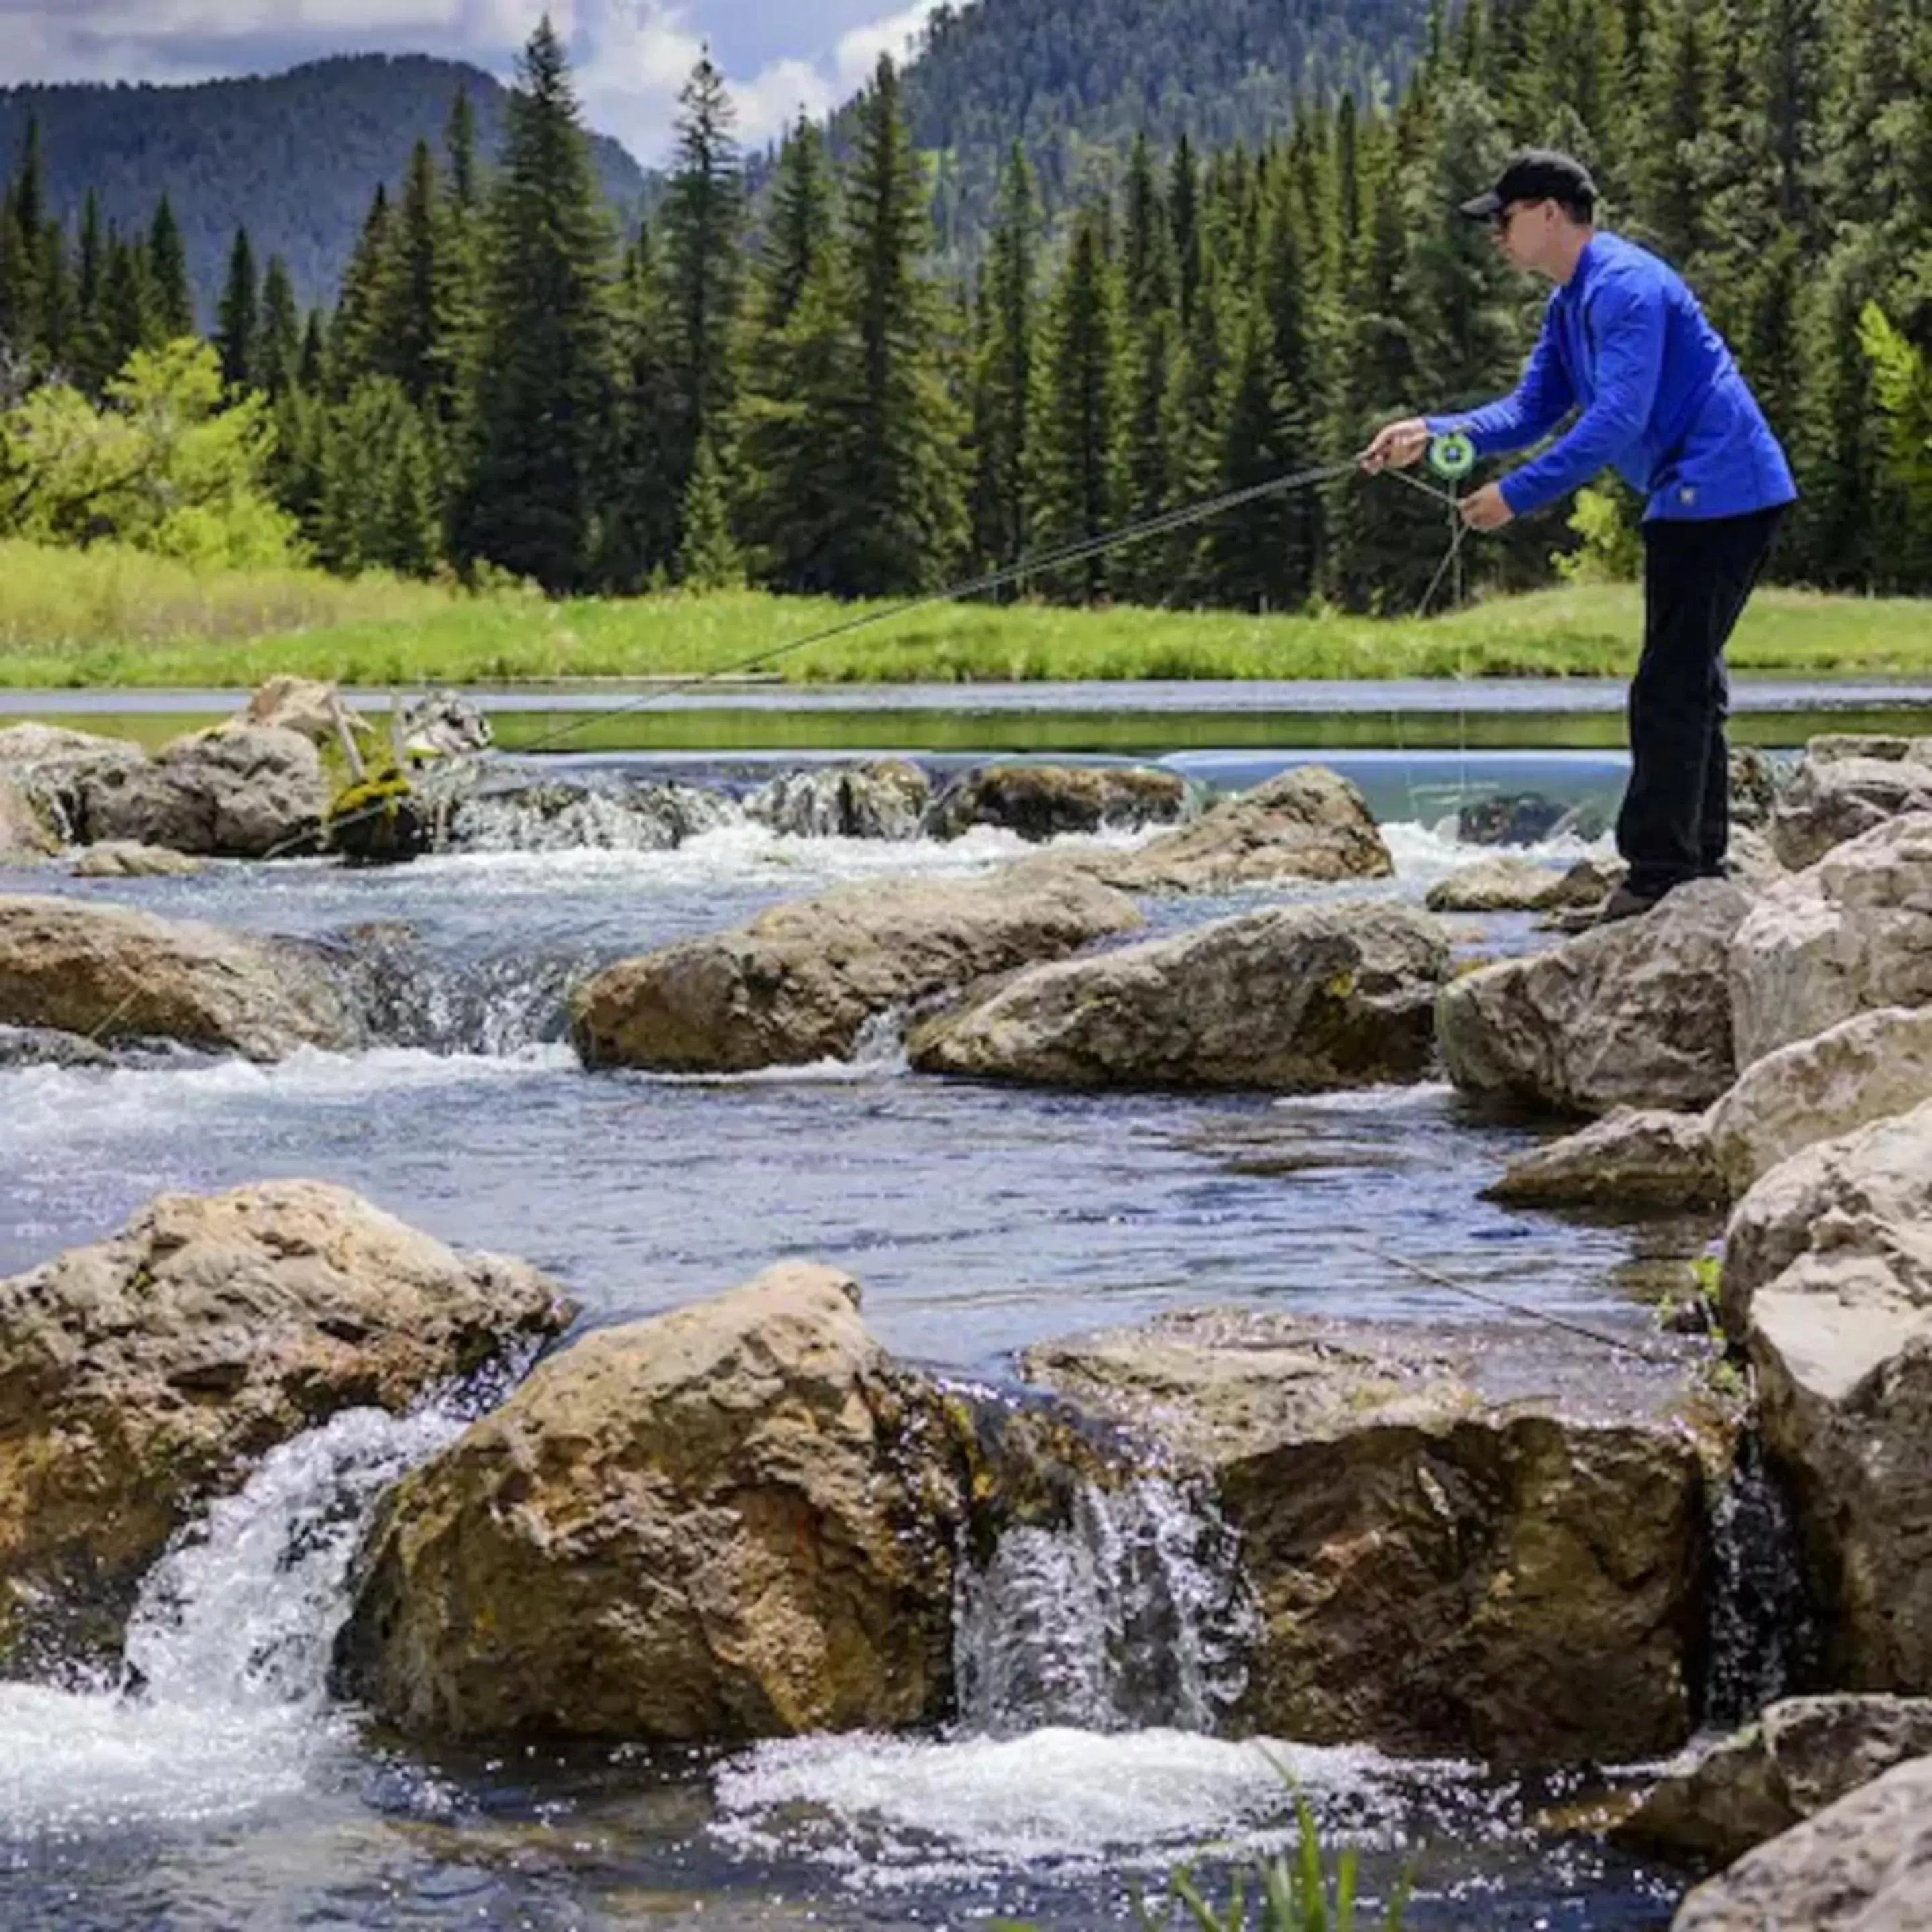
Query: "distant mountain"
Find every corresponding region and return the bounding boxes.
[833,0,1434,256]
[0,54,649,325]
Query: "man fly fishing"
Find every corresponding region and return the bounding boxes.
[1361,150,1796,923]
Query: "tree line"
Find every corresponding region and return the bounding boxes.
[1,3,1930,611]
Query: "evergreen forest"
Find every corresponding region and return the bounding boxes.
[1,1,1930,617]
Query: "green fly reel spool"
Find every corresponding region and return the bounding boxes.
[1427,430,1477,482]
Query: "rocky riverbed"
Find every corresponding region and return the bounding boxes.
[5,700,1932,1929]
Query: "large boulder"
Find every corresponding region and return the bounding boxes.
[572,868,1143,1073]
[1073,767,1391,894]
[0,893,359,1059]
[1620,1695,1932,1870]
[926,764,1188,843]
[1721,1100,1932,1690]
[1483,1108,1726,1212]
[1437,879,1751,1116]
[0,1181,575,1670]
[337,1264,967,1744]
[75,722,327,858]
[1708,1005,1932,1197]
[747,761,930,840]
[0,724,146,843]
[908,902,1448,1091]
[1670,1755,1932,1931]
[1768,741,1932,872]
[1729,813,1932,1068]
[1022,1307,1706,1766]
[238,675,365,747]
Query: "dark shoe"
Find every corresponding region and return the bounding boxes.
[1593,883,1662,926]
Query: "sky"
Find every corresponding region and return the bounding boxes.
[0,0,949,161]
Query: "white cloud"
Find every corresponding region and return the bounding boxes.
[828,0,941,91]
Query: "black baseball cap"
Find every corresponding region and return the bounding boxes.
[1458,150,1597,221]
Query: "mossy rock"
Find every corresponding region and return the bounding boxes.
[326,770,431,867]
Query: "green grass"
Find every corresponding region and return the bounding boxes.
[1,539,1929,688]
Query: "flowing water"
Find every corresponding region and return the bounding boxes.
[0,744,1735,1928]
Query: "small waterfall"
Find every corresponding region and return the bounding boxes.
[333,924,592,1056]
[449,778,739,853]
[123,1406,460,1711]
[953,1478,1255,1737]
[1704,1434,1817,1727]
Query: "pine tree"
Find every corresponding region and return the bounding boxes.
[215,227,260,390]
[446,87,480,213]
[661,52,743,497]
[675,426,744,588]
[37,223,76,376]
[1032,202,1124,602]
[148,197,195,340]
[297,309,327,392]
[755,114,833,331]
[329,185,394,395]
[374,139,444,411]
[968,144,1039,573]
[100,229,151,375]
[0,120,43,360]
[1122,132,1175,315]
[603,227,682,587]
[258,256,301,400]
[1169,133,1203,328]
[453,15,615,591]
[319,376,441,575]
[72,191,111,392]
[818,54,967,594]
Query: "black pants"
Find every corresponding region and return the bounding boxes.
[1619,506,1784,899]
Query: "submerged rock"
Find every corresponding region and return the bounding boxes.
[1456,792,1576,846]
[1721,1099,1932,1691]
[1670,1754,1932,1931]
[1438,879,1751,1116]
[908,902,1448,1091]
[1022,1307,1707,1766]
[74,722,327,858]
[1619,1694,1932,1870]
[1484,1107,1727,1212]
[0,893,359,1060]
[926,763,1187,843]
[0,1181,574,1671]
[1729,812,1932,1068]
[70,840,207,879]
[571,868,1143,1073]
[1072,766,1390,894]
[1708,1004,1932,1197]
[449,776,733,853]
[337,1263,966,1744]
[0,1022,113,1069]
[747,761,930,839]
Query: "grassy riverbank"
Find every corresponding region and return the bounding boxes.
[3,539,1929,688]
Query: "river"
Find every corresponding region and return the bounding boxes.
[0,692,1845,1929]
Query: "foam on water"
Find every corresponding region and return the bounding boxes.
[0,1407,458,1839]
[1381,816,1613,888]
[708,1727,1461,1884]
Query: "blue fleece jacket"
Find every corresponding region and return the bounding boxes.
[1426,231,1796,522]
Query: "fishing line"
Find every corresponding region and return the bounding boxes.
[1344,1238,1673,1362]
[297,450,1477,857]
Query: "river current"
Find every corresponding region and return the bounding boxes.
[0,753,1701,1929]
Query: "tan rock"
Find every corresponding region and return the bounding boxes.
[0,1181,574,1668]
[1484,1107,1726,1212]
[926,763,1187,842]
[1438,879,1752,1116]
[0,723,145,843]
[76,722,327,858]
[1709,1006,1932,1196]
[1768,747,1932,871]
[1071,767,1391,894]
[908,902,1448,1091]
[0,892,359,1059]
[1670,1755,1932,1931]
[1425,855,1574,914]
[1729,813,1932,1067]
[1721,1099,1932,1690]
[570,868,1143,1073]
[1022,1307,1707,1766]
[70,841,207,879]
[239,675,366,746]
[0,776,55,861]
[1619,1695,1932,1870]
[337,1263,965,1744]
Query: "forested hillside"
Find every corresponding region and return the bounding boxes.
[0,56,646,322]
[857,0,1437,254]
[1,5,1929,614]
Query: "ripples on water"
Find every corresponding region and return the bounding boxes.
[0,797,1695,1929]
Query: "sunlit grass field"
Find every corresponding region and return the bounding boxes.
[1,539,1927,688]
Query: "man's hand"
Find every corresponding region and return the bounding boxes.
[1360,417,1430,473]
[1458,483,1515,532]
